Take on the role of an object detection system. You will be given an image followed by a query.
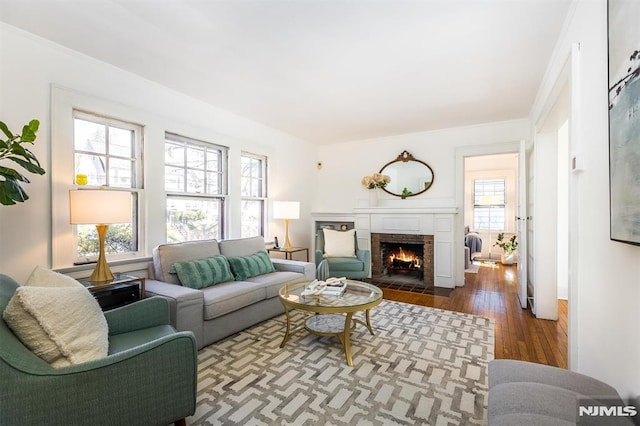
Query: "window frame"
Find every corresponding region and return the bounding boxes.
[473,178,506,232]
[72,110,144,263]
[240,152,268,238]
[164,132,228,243]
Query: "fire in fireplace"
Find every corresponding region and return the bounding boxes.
[383,243,424,279]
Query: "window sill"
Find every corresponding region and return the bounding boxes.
[56,256,153,279]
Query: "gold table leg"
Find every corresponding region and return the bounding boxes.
[280,303,292,348]
[280,302,378,367]
[340,312,354,366]
[364,309,375,335]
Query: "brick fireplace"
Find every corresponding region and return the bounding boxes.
[371,233,434,286]
[312,208,457,288]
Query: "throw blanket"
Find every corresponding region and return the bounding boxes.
[465,232,483,257]
[316,259,330,281]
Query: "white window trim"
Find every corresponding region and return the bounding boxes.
[466,169,517,234]
[164,132,229,241]
[51,86,148,269]
[240,151,268,237]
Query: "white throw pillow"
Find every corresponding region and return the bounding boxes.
[323,228,356,257]
[3,286,108,368]
[25,265,84,288]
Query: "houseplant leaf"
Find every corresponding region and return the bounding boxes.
[0,121,13,139]
[5,156,45,175]
[0,119,45,206]
[20,120,39,143]
[0,178,29,204]
[0,166,30,183]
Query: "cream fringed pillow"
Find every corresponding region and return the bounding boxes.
[25,265,84,288]
[323,228,357,257]
[3,286,108,368]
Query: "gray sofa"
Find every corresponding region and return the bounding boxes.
[146,236,315,349]
[488,359,635,425]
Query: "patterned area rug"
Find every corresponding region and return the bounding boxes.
[188,300,495,425]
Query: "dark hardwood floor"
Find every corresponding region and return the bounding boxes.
[382,263,568,369]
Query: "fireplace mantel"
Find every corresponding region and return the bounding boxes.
[311,208,458,288]
[353,207,458,215]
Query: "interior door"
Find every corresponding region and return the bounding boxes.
[517,140,528,308]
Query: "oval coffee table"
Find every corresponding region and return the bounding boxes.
[278,280,383,366]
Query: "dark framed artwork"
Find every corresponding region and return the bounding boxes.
[608,0,640,245]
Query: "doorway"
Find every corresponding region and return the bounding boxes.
[529,45,577,369]
[456,141,528,309]
[464,154,519,264]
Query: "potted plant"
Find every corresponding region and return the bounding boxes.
[0,119,45,205]
[494,232,517,265]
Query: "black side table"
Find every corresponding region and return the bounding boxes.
[267,247,310,262]
[78,273,145,311]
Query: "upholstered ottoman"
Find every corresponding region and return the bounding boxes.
[488,360,633,425]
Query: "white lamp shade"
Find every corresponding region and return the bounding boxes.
[69,190,131,224]
[273,201,300,220]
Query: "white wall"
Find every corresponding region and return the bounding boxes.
[315,120,529,286]
[0,23,317,282]
[531,0,640,398]
[314,120,530,213]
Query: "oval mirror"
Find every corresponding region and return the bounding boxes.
[380,151,434,198]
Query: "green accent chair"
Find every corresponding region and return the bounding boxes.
[315,229,371,279]
[0,274,197,426]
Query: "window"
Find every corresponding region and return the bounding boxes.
[73,111,142,261]
[473,178,505,231]
[165,133,227,242]
[240,153,267,237]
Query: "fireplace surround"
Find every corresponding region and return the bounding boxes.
[312,207,458,288]
[371,233,434,286]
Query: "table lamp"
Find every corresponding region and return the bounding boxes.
[69,189,131,282]
[273,201,300,250]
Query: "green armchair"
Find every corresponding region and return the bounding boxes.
[315,229,371,279]
[0,274,197,426]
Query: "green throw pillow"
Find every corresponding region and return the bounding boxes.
[171,255,234,289]
[228,251,276,281]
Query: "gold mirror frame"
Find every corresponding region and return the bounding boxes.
[380,151,434,199]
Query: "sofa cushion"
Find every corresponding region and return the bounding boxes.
[218,236,267,258]
[202,281,266,320]
[323,229,356,257]
[153,239,221,284]
[246,271,307,298]
[171,255,234,289]
[488,382,615,425]
[489,413,574,426]
[325,256,365,272]
[228,251,276,280]
[3,286,108,368]
[488,359,622,402]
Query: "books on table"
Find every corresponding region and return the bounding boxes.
[300,278,348,297]
[322,277,347,296]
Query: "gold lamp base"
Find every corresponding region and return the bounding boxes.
[283,219,293,250]
[88,224,115,282]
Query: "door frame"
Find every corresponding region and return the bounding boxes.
[530,43,580,369]
[455,141,525,289]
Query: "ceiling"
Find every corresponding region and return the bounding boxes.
[0,0,571,144]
